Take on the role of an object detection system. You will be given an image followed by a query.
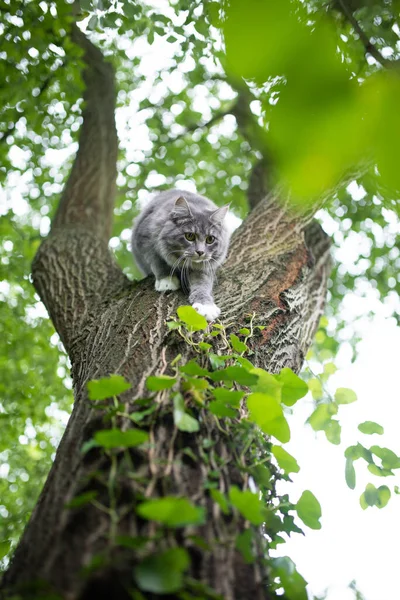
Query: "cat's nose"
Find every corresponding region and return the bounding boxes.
[196,250,204,256]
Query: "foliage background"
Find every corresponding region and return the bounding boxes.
[1,0,399,596]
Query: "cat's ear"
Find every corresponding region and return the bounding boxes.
[172,196,192,218]
[210,204,230,224]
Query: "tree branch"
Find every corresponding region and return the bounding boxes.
[32,25,128,360]
[51,24,118,242]
[337,0,391,68]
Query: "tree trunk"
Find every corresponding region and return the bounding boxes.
[1,25,331,600]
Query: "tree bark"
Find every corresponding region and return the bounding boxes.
[1,25,331,600]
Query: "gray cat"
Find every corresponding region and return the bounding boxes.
[131,189,230,321]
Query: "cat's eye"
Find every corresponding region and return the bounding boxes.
[206,235,215,244]
[184,232,195,241]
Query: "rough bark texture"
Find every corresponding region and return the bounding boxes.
[2,25,332,600]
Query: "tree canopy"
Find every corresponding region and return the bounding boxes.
[1,0,399,595]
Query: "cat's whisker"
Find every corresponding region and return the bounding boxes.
[170,255,184,278]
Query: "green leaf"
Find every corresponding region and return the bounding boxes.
[272,445,300,474]
[133,547,190,594]
[296,490,321,530]
[208,401,237,418]
[136,497,205,527]
[87,374,131,400]
[358,421,384,435]
[146,375,176,391]
[65,490,98,509]
[173,393,199,432]
[276,368,308,406]
[360,483,379,509]
[177,305,208,331]
[212,388,244,407]
[370,446,400,469]
[308,402,338,431]
[208,353,226,369]
[270,556,308,600]
[377,485,391,508]
[230,334,248,353]
[210,489,229,515]
[198,342,212,350]
[249,368,281,400]
[179,360,209,376]
[324,419,341,445]
[0,540,11,561]
[209,366,258,386]
[247,393,290,443]
[367,464,394,477]
[345,443,373,463]
[250,465,272,489]
[229,486,265,525]
[239,328,250,335]
[115,535,148,550]
[235,529,254,564]
[345,457,356,490]
[94,428,149,449]
[87,14,98,30]
[334,387,357,404]
[323,362,337,376]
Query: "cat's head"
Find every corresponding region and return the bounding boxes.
[161,196,231,270]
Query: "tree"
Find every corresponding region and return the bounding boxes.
[0,1,399,599]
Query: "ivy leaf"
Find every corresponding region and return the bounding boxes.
[229,334,248,353]
[358,421,384,435]
[179,360,209,377]
[345,457,356,490]
[173,394,199,432]
[276,368,308,406]
[136,497,205,527]
[177,305,208,331]
[209,366,258,386]
[308,402,338,431]
[210,489,229,515]
[208,353,226,369]
[198,342,212,350]
[334,387,357,404]
[250,465,272,489]
[146,375,176,391]
[272,445,300,474]
[212,388,244,407]
[249,368,281,401]
[295,490,321,530]
[247,393,290,443]
[94,428,149,449]
[235,529,254,564]
[0,540,11,561]
[208,401,237,418]
[87,374,131,400]
[229,485,265,525]
[133,547,190,594]
[270,556,308,600]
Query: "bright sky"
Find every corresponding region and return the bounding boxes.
[2,7,400,599]
[277,317,400,600]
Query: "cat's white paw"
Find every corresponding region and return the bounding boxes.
[155,276,180,292]
[192,302,221,321]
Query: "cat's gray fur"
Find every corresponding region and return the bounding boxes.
[131,189,230,320]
